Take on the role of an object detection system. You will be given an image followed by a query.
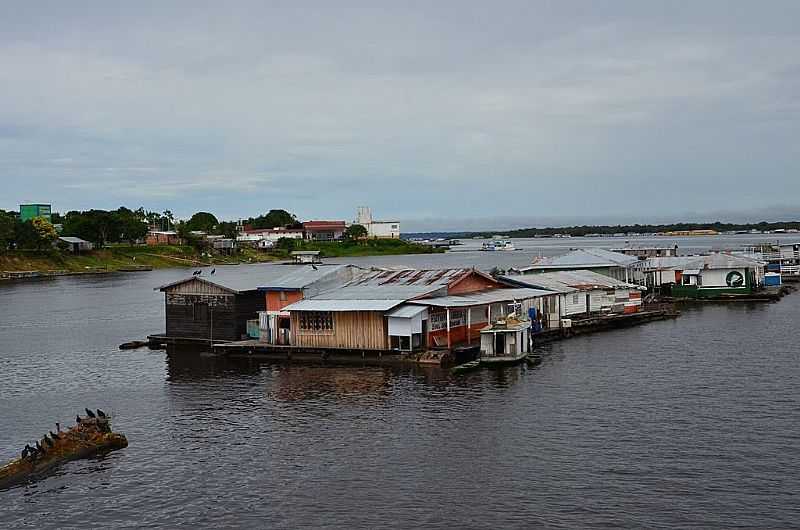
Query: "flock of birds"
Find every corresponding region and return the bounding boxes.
[191,268,215,276]
[19,409,107,462]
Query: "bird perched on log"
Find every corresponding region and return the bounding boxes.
[35,441,45,454]
[21,447,29,459]
[43,436,54,448]
[76,415,82,424]
[97,409,106,418]
[85,408,96,418]
[56,422,61,433]
[49,430,60,440]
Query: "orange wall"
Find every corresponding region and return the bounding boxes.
[448,273,500,295]
[266,290,304,312]
[428,323,485,347]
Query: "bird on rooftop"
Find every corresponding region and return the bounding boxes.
[97,409,106,418]
[311,264,318,270]
[85,408,96,418]
[210,268,215,275]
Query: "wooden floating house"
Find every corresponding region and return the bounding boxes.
[283,268,552,352]
[156,274,265,342]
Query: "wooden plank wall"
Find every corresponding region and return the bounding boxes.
[291,311,389,350]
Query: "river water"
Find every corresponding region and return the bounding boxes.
[1,236,799,528]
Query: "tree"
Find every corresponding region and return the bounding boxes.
[31,217,58,249]
[63,210,119,248]
[162,210,175,231]
[113,207,148,244]
[186,212,219,233]
[343,224,368,241]
[249,209,297,229]
[0,210,15,251]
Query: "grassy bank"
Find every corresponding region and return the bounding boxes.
[0,239,441,273]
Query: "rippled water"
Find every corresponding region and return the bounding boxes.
[2,244,800,528]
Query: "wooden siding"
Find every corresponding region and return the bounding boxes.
[164,290,265,341]
[291,311,388,350]
[447,272,501,295]
[163,278,233,296]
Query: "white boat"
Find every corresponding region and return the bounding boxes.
[481,240,515,251]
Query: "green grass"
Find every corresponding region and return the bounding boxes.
[0,239,440,273]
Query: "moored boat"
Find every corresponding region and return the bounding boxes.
[481,240,515,251]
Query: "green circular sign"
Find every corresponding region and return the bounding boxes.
[726,271,744,287]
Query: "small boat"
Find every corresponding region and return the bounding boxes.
[0,411,128,490]
[478,316,532,366]
[481,240,515,251]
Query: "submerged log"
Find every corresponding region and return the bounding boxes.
[0,414,128,490]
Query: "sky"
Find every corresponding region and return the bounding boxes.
[1,1,799,231]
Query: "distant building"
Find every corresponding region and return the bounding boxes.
[611,245,679,259]
[291,251,322,264]
[237,227,304,245]
[303,220,346,241]
[19,204,52,222]
[147,231,182,246]
[57,236,93,254]
[354,207,400,239]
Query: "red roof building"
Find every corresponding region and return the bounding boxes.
[302,221,346,241]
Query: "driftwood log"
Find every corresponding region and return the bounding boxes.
[0,414,128,490]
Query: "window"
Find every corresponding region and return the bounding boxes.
[572,294,580,304]
[299,311,334,331]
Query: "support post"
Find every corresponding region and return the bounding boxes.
[446,307,451,350]
[466,307,471,344]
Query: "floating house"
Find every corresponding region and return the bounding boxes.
[611,245,678,259]
[156,275,265,342]
[283,268,549,352]
[633,256,700,288]
[670,254,766,298]
[291,251,322,264]
[257,265,359,345]
[520,248,642,284]
[479,313,534,365]
[501,269,644,316]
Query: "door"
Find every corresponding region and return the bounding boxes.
[495,333,505,356]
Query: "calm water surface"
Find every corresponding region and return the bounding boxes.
[1,239,799,528]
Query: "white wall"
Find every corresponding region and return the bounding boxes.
[561,292,588,315]
[388,310,426,336]
[701,268,747,288]
[367,221,400,239]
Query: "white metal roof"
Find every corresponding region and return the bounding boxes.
[502,270,642,292]
[386,305,429,318]
[408,287,553,308]
[283,299,403,312]
[256,265,350,290]
[58,236,91,244]
[524,248,639,270]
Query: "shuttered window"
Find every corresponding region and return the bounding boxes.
[299,311,334,331]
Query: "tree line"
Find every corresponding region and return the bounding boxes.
[0,206,311,252]
[466,221,800,238]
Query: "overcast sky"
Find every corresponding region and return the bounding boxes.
[2,1,799,231]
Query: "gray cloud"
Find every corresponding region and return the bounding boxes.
[1,1,799,227]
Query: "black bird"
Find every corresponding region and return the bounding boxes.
[85,408,96,418]
[21,447,29,459]
[76,414,82,424]
[210,268,215,275]
[35,441,45,454]
[311,264,318,270]
[43,436,54,448]
[56,422,61,433]
[97,409,106,418]
[49,430,60,440]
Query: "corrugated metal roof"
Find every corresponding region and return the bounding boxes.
[502,270,640,292]
[408,287,554,308]
[257,265,350,290]
[58,236,91,244]
[386,305,429,318]
[283,299,403,312]
[633,256,697,270]
[309,267,472,301]
[525,248,639,270]
[638,254,765,271]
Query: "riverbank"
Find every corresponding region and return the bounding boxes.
[0,239,441,276]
